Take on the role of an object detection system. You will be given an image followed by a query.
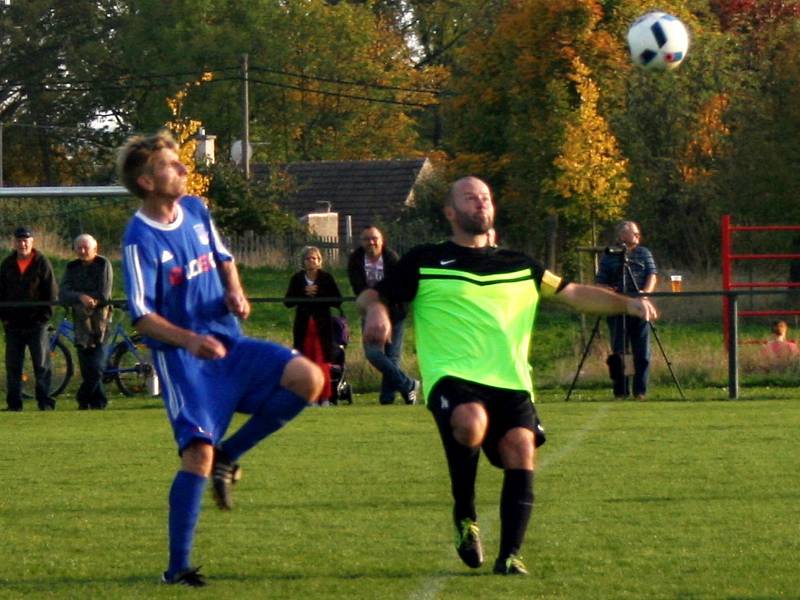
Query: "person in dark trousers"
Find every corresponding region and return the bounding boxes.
[595,221,657,400]
[0,226,59,411]
[358,176,657,576]
[59,233,113,410]
[284,246,342,406]
[347,225,419,405]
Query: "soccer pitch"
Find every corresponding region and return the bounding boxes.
[1,389,799,599]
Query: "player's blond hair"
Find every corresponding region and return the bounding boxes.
[117,131,179,199]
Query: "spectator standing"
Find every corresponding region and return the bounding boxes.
[347,225,419,405]
[0,227,59,411]
[595,221,657,400]
[284,246,342,406]
[59,234,113,410]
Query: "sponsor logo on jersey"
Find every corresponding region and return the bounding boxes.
[439,259,456,266]
[440,395,449,410]
[193,223,210,245]
[161,250,174,263]
[168,251,218,286]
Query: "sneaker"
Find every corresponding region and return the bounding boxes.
[211,447,242,511]
[403,379,421,405]
[454,518,484,568]
[161,566,207,587]
[493,554,529,575]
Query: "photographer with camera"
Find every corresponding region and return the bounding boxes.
[596,221,657,400]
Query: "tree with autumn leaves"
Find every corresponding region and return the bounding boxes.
[5,0,800,270]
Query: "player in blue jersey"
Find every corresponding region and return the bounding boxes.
[118,132,323,587]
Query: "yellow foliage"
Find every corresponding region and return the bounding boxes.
[681,93,730,184]
[548,56,630,234]
[163,72,214,197]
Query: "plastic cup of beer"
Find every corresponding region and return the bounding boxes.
[670,275,682,293]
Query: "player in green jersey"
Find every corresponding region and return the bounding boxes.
[357,176,657,575]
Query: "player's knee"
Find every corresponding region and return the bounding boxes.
[451,403,488,448]
[280,355,324,402]
[180,440,214,477]
[498,427,535,469]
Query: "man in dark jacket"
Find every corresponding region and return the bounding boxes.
[0,227,59,411]
[59,233,113,410]
[347,225,419,405]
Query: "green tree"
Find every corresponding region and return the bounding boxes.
[0,0,126,185]
[205,161,302,237]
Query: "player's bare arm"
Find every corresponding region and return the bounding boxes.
[218,260,251,319]
[552,282,658,321]
[356,288,392,345]
[134,312,227,359]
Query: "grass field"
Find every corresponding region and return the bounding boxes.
[2,388,799,599]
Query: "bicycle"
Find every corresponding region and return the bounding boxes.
[18,310,155,398]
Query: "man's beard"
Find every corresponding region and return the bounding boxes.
[455,209,493,235]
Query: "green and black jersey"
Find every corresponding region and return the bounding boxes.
[375,241,566,403]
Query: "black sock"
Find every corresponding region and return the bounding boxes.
[449,444,480,523]
[499,469,534,558]
[436,419,480,522]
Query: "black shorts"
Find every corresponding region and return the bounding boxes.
[427,376,546,468]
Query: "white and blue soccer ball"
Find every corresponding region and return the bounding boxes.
[627,11,689,70]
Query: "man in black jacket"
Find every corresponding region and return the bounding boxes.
[59,234,113,410]
[347,225,419,405]
[0,227,59,411]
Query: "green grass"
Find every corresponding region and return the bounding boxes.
[1,389,799,599]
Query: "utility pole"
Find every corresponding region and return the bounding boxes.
[241,53,250,180]
[0,122,4,187]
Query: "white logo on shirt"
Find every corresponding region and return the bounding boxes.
[193,223,210,245]
[440,395,449,410]
[161,250,174,263]
[440,259,456,266]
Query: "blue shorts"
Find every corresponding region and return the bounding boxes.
[151,335,298,451]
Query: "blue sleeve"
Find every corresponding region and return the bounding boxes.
[208,213,233,263]
[123,233,158,324]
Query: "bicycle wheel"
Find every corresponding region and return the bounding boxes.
[110,335,152,397]
[21,338,74,398]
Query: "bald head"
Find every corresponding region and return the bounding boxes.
[446,176,491,207]
[444,176,495,242]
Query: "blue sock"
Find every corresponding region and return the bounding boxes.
[222,388,307,461]
[167,471,207,577]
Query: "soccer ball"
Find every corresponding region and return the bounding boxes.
[627,11,689,70]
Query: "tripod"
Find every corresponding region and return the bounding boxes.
[565,251,685,401]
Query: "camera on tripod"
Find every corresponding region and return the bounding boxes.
[604,244,627,255]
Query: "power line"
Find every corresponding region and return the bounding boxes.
[248,65,444,96]
[223,76,437,108]
[4,62,446,99]
[5,75,440,109]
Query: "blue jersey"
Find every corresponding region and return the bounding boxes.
[122,195,297,450]
[122,195,241,349]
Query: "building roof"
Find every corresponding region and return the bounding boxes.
[254,158,431,241]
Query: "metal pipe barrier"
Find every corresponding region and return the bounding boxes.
[1,290,786,400]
